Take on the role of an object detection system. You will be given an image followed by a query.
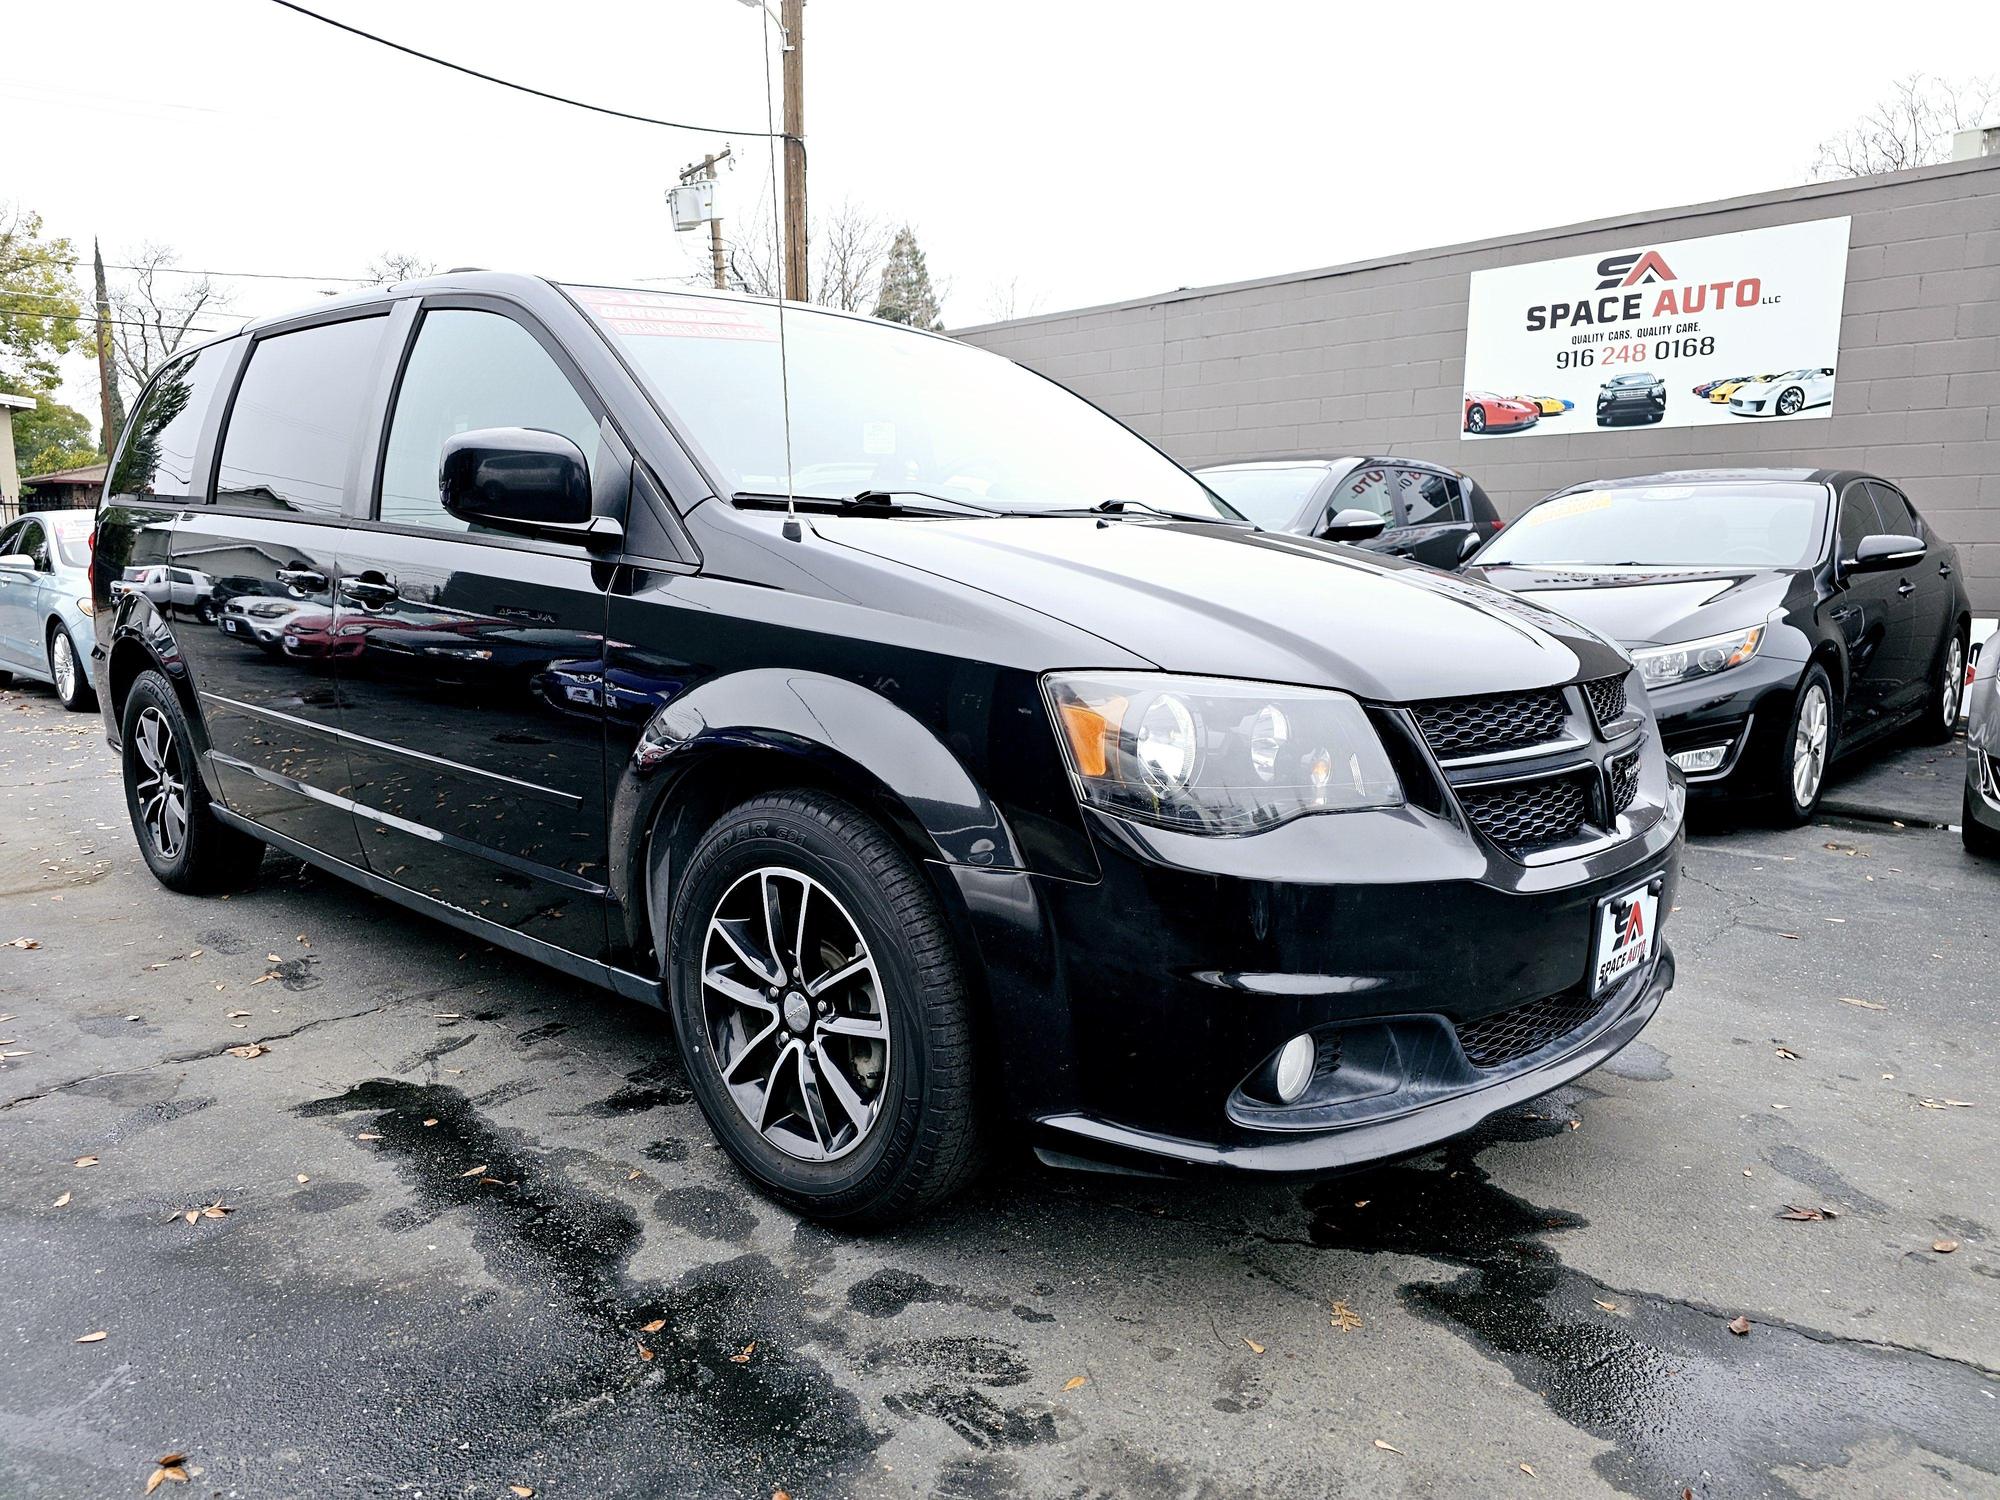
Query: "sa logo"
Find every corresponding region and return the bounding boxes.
[1613,896,1648,947]
[1594,250,1677,291]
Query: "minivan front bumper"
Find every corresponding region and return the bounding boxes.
[948,777,1684,1178]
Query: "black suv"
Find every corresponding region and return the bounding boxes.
[1194,456,1503,569]
[1597,372,1667,426]
[93,273,1683,1224]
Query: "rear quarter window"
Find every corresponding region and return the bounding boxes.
[107,343,229,505]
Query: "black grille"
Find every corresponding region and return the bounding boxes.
[1457,988,1610,1069]
[1609,751,1640,816]
[1458,772,1591,852]
[1582,675,1628,730]
[1411,689,1568,759]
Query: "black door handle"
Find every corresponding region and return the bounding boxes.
[276,566,327,592]
[339,575,400,608]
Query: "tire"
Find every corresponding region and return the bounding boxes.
[1965,787,2000,858]
[1772,665,1837,826]
[1916,628,1967,744]
[47,622,97,713]
[1467,405,1487,434]
[666,790,984,1226]
[1776,387,1804,416]
[120,669,263,893]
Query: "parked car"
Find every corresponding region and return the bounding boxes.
[1690,375,1750,399]
[1963,627,2000,858]
[1514,395,1574,416]
[1595,373,1666,426]
[1465,468,1971,823]
[218,594,320,653]
[1463,391,1540,434]
[1727,367,1835,418]
[1703,374,1778,404]
[1194,456,1503,569]
[95,273,1683,1224]
[118,563,220,622]
[0,509,99,711]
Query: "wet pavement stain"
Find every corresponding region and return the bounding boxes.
[1300,1124,2000,1499]
[846,1266,1055,1325]
[295,1077,879,1498]
[586,1053,695,1114]
[655,1184,758,1242]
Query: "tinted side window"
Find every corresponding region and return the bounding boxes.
[1866,481,1918,536]
[1398,471,1466,525]
[18,520,49,570]
[1326,466,1398,522]
[215,316,390,516]
[378,309,600,532]
[107,344,227,505]
[1837,483,1883,557]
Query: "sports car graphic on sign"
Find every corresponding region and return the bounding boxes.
[1514,394,1574,416]
[1726,367,1835,417]
[1463,391,1540,434]
[1704,374,1779,404]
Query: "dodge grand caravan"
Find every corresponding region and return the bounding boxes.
[93,273,1683,1224]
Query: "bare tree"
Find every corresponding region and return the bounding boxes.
[111,246,221,389]
[367,252,440,285]
[981,276,1045,324]
[716,199,892,310]
[1810,73,2000,180]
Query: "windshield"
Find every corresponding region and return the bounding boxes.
[567,286,1233,519]
[1197,466,1326,528]
[1478,483,1829,569]
[48,516,91,569]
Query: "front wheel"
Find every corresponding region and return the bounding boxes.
[667,791,984,1226]
[48,624,97,712]
[1917,629,1966,744]
[1467,406,1487,434]
[1776,387,1805,415]
[121,670,263,892]
[1773,665,1836,826]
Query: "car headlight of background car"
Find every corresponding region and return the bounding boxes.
[1632,625,1765,688]
[1044,672,1403,833]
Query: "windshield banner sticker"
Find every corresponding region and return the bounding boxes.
[1460,216,1851,439]
[571,287,779,342]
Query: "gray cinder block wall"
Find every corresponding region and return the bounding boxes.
[954,156,2000,612]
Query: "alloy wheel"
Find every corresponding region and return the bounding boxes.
[1792,684,1829,808]
[132,706,189,860]
[1777,388,1803,415]
[1941,636,1965,732]
[50,630,77,703]
[700,866,890,1163]
[1468,406,1486,433]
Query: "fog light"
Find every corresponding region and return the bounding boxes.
[1274,1034,1316,1104]
[1670,745,1728,773]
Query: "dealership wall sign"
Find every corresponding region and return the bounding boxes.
[1461,217,1851,439]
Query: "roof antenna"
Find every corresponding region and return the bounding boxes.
[742,0,801,541]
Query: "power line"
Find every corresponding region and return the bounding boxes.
[0,310,235,336]
[262,0,788,141]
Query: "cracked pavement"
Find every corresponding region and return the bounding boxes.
[1,682,1995,1499]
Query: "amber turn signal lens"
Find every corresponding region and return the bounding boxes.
[1056,697,1122,778]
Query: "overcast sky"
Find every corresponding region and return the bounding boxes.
[9,0,2000,429]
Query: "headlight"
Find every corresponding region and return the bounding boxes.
[1633,625,1764,688]
[245,600,292,618]
[1043,672,1403,834]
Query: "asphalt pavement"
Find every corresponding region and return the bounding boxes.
[1,679,1995,1500]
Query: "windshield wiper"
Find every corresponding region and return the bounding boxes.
[731,489,996,518]
[1034,498,1254,526]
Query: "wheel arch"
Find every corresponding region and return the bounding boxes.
[104,600,211,771]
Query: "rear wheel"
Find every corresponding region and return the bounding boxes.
[1772,666,1836,826]
[48,623,96,713]
[1467,405,1487,434]
[667,791,984,1226]
[121,670,263,892]
[1917,628,1967,744]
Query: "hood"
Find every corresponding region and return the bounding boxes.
[812,515,1629,702]
[1465,562,1797,648]
[1730,379,1779,399]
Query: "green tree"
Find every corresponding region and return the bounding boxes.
[872,225,945,331]
[1,205,85,393]
[0,377,101,475]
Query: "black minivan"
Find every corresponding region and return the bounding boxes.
[94,274,1683,1224]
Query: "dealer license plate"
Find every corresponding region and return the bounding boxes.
[1592,884,1658,996]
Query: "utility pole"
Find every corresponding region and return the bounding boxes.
[678,148,731,289]
[781,0,807,302]
[91,240,123,455]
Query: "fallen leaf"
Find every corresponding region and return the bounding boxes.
[156,1453,187,1467]
[144,1466,190,1493]
[1779,1206,1825,1221]
[1593,1299,1618,1312]
[1837,996,1886,1010]
[226,1010,251,1019]
[1062,1374,1088,1390]
[295,1174,309,1184]
[459,1164,490,1178]
[53,1191,70,1208]
[1373,1439,1404,1455]
[1775,1046,1800,1060]
[74,1330,107,1343]
[628,1168,643,1181]
[1778,932,1799,940]
[73,1155,98,1168]
[200,1200,234,1219]
[774,1492,790,1500]
[1917,1098,1975,1109]
[1330,1300,1363,1332]
[637,1343,654,1362]
[265,953,281,964]
[1933,1239,1959,1254]
[5,937,42,949]
[356,1132,382,1141]
[422,1118,439,1127]
[1242,1337,1265,1354]
[224,1044,266,1059]
[248,973,276,985]
[640,1319,666,1334]
[1520,1463,1536,1476]
[510,1489,534,1498]
[731,1341,757,1364]
[1727,1315,1751,1336]
[1352,1199,1370,1209]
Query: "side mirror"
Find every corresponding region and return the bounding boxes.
[0,553,35,574]
[1456,532,1485,564]
[1320,507,1389,543]
[1843,532,1925,574]
[440,427,616,545]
